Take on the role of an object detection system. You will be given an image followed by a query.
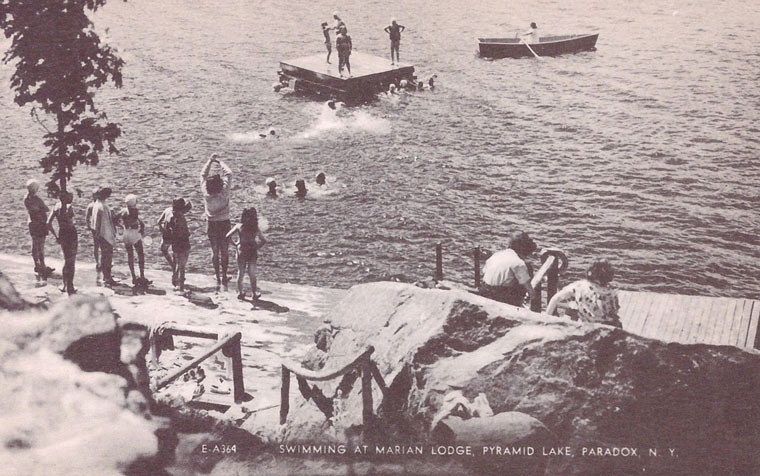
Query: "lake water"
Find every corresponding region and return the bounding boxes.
[1,0,758,297]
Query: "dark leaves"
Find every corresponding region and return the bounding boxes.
[0,0,125,192]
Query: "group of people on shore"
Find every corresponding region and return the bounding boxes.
[24,154,269,301]
[479,231,621,327]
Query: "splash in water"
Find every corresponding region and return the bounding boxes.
[297,102,390,140]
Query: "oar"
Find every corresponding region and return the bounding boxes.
[521,38,542,60]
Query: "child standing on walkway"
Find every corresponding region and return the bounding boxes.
[47,190,77,295]
[156,204,175,279]
[24,179,53,284]
[227,207,267,301]
[546,259,621,327]
[167,198,192,292]
[117,194,150,287]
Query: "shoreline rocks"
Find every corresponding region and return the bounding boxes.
[283,282,760,475]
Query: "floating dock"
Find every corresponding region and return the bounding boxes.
[619,291,760,350]
[277,51,415,102]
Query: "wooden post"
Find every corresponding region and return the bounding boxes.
[435,242,443,281]
[473,246,481,289]
[361,355,373,428]
[546,257,559,302]
[280,365,290,425]
[223,334,245,403]
[531,279,543,312]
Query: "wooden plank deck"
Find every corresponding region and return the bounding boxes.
[618,291,760,350]
[282,51,413,81]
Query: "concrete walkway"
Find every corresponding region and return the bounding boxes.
[0,253,346,429]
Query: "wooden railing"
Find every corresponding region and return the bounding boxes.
[280,346,385,426]
[433,244,568,312]
[151,324,245,404]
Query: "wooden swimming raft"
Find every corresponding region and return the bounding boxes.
[276,51,416,102]
[618,291,760,350]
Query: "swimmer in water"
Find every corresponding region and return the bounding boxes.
[327,99,336,110]
[265,177,278,198]
[399,79,409,92]
[388,83,397,95]
[295,179,308,198]
[316,172,326,187]
[258,128,276,139]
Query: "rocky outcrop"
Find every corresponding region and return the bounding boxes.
[0,270,34,310]
[0,294,173,476]
[287,282,760,475]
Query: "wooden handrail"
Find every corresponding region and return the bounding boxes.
[530,255,557,290]
[281,346,375,381]
[280,346,376,425]
[156,332,242,390]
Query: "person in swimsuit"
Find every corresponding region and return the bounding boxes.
[265,177,278,198]
[92,186,118,287]
[295,179,308,198]
[336,26,352,77]
[116,194,150,287]
[200,154,233,290]
[227,207,267,301]
[322,22,332,64]
[156,204,175,279]
[47,190,77,295]
[24,179,54,283]
[384,19,406,65]
[166,198,192,292]
[85,188,101,281]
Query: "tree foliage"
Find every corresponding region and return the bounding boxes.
[0,0,125,194]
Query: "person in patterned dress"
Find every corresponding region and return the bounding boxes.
[546,260,621,327]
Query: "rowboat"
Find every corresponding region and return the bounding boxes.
[478,33,598,59]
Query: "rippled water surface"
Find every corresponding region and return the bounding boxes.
[1,0,758,297]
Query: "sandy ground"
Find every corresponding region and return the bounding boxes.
[0,252,346,431]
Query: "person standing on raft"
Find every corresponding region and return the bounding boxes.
[200,154,233,291]
[336,26,352,78]
[321,22,332,64]
[384,19,406,65]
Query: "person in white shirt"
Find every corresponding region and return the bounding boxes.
[522,22,539,44]
[479,231,537,306]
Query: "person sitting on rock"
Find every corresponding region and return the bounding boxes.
[479,231,537,306]
[546,259,621,327]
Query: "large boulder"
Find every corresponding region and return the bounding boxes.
[0,294,172,476]
[285,282,760,475]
